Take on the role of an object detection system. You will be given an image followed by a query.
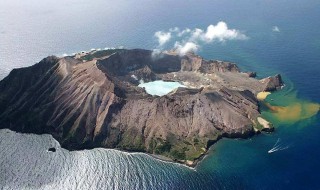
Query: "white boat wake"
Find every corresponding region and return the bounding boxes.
[268,138,291,153]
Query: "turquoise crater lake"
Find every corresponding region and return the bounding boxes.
[138,80,186,96]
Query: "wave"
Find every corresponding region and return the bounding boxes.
[268,138,291,153]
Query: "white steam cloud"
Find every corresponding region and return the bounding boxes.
[204,22,248,41]
[153,21,248,55]
[154,31,171,46]
[174,42,198,56]
[272,26,280,32]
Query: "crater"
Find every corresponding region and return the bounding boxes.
[138,80,186,96]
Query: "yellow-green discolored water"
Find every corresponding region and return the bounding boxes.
[261,90,320,125]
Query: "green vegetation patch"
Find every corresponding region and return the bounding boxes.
[147,135,212,161]
[170,149,186,160]
[118,129,145,151]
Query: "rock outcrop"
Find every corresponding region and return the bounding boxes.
[0,49,283,166]
[260,74,283,91]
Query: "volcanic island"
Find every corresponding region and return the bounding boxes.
[0,49,283,166]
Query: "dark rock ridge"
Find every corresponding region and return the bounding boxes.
[0,49,283,166]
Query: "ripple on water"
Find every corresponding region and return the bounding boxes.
[0,129,217,190]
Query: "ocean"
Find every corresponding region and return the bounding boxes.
[0,0,320,189]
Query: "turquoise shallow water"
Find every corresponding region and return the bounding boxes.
[1,0,320,189]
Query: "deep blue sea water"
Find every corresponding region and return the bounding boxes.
[1,0,320,189]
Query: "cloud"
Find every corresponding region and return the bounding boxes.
[204,22,248,41]
[169,27,180,33]
[151,48,164,59]
[154,21,248,55]
[190,28,204,41]
[177,28,191,37]
[174,42,199,55]
[154,31,171,46]
[181,22,248,43]
[272,26,280,32]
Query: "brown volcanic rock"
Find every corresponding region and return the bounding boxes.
[246,71,257,78]
[0,49,283,165]
[260,74,283,91]
[180,52,240,73]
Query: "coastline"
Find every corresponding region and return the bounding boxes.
[147,147,209,168]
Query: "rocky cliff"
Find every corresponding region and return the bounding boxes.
[0,49,283,166]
